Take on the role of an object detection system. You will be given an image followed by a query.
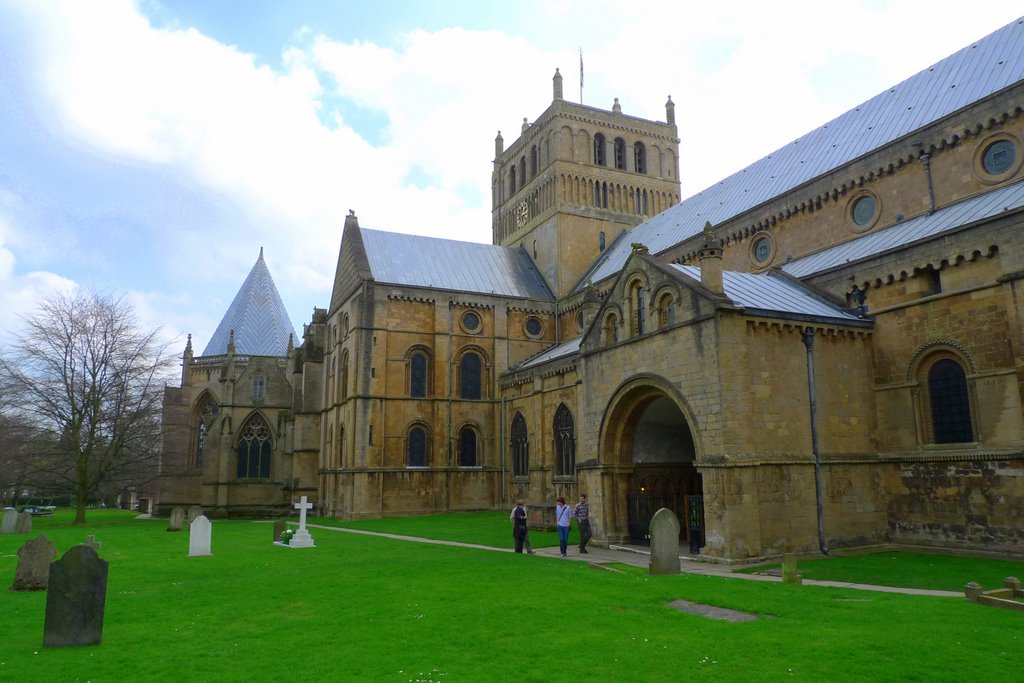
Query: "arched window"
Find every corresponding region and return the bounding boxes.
[599,231,606,251]
[511,412,529,477]
[630,282,646,335]
[409,349,429,398]
[634,142,647,174]
[459,351,483,400]
[340,350,349,401]
[614,137,626,170]
[252,372,265,399]
[927,358,974,444]
[510,166,517,195]
[325,426,333,469]
[603,312,619,345]
[237,413,272,479]
[326,357,335,403]
[519,157,527,186]
[553,404,575,477]
[458,426,478,467]
[337,424,345,469]
[530,145,538,177]
[192,396,218,469]
[594,133,606,166]
[407,425,428,467]
[656,292,676,327]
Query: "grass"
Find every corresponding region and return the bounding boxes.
[1,510,1021,682]
[739,552,1024,592]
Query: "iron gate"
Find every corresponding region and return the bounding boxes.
[626,492,677,544]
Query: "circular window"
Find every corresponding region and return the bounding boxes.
[972,133,1023,184]
[524,316,543,337]
[982,139,1016,175]
[461,311,481,333]
[852,196,876,226]
[749,234,774,267]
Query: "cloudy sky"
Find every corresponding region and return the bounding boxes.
[1,1,1021,353]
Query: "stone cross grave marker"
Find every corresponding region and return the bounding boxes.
[648,507,681,575]
[188,515,212,557]
[289,496,316,548]
[15,510,33,534]
[85,535,102,551]
[1,508,18,534]
[11,534,57,591]
[167,506,185,532]
[187,506,203,524]
[273,519,287,543]
[43,545,108,647]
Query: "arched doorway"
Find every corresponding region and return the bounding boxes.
[601,380,704,551]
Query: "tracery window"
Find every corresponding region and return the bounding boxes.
[511,412,529,477]
[192,397,218,469]
[236,413,272,479]
[458,426,478,467]
[553,404,575,477]
[407,425,428,467]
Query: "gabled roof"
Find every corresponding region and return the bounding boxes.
[202,249,297,357]
[783,178,1024,278]
[577,16,1024,292]
[510,337,582,372]
[672,266,866,324]
[359,228,554,300]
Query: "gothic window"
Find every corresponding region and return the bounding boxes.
[927,358,974,444]
[195,421,207,468]
[459,351,483,400]
[340,350,349,401]
[236,413,272,479]
[614,137,626,170]
[409,349,430,398]
[458,426,478,467]
[407,425,428,467]
[594,133,606,166]
[252,372,265,399]
[326,357,335,403]
[511,412,529,477]
[634,142,647,174]
[553,404,575,477]
[192,397,218,469]
[630,282,646,335]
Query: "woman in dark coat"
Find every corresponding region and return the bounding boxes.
[512,499,528,553]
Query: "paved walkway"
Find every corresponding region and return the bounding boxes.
[303,523,962,598]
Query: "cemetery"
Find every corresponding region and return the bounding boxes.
[0,508,1021,681]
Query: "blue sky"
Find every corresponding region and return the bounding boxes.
[1,1,1021,354]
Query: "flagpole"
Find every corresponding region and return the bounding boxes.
[579,46,584,104]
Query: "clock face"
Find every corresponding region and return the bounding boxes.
[516,201,529,228]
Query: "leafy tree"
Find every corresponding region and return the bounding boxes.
[0,289,175,523]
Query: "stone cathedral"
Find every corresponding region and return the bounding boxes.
[158,18,1024,561]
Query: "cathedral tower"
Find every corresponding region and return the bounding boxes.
[491,69,680,297]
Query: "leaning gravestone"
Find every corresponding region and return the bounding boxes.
[167,506,185,532]
[273,519,287,543]
[16,510,33,534]
[1,508,18,534]
[187,505,203,524]
[43,545,108,647]
[188,515,212,556]
[649,507,681,575]
[11,534,58,591]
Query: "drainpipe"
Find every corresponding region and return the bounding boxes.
[914,143,937,215]
[802,327,830,555]
[500,396,507,506]
[447,300,454,513]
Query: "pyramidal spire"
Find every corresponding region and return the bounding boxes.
[202,250,297,357]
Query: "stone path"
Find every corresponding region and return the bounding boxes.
[301,523,962,598]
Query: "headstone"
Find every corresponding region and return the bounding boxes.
[782,555,802,585]
[167,506,185,532]
[187,506,203,524]
[42,545,108,647]
[288,496,316,548]
[11,534,58,591]
[648,507,681,575]
[273,519,287,543]
[1,508,18,534]
[15,510,33,534]
[84,535,102,551]
[188,515,212,556]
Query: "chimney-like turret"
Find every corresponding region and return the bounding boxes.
[697,222,723,295]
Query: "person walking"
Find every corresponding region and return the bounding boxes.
[573,493,591,554]
[510,501,535,554]
[512,499,529,553]
[555,496,571,557]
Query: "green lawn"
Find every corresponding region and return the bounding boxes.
[1,510,1021,682]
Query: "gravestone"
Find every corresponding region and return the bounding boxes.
[188,515,212,556]
[288,496,316,548]
[1,508,18,534]
[42,545,108,647]
[273,519,287,543]
[187,506,203,524]
[782,555,802,585]
[16,510,33,534]
[648,507,681,575]
[11,534,57,591]
[84,535,102,551]
[167,507,185,532]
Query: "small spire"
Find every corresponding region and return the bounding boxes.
[665,95,675,126]
[184,333,193,357]
[552,67,563,100]
[495,130,504,157]
[287,332,294,353]
[258,246,264,260]
[612,97,622,114]
[227,329,236,355]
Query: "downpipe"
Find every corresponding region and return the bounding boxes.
[802,328,830,556]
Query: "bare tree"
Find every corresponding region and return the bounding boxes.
[0,289,175,523]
